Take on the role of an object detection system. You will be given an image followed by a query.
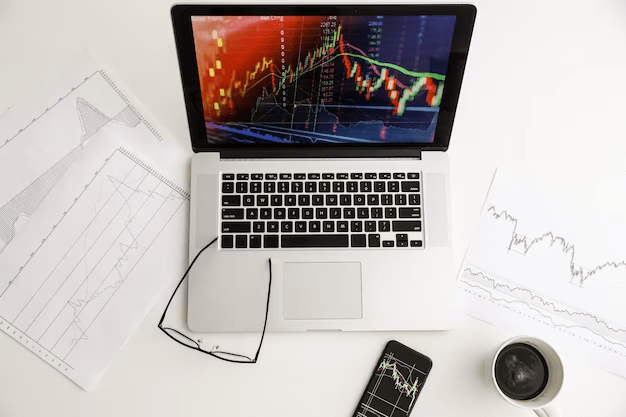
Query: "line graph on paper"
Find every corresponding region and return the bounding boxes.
[355,353,425,417]
[457,169,626,377]
[0,69,161,255]
[0,148,186,372]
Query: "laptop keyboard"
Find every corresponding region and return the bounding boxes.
[220,172,424,249]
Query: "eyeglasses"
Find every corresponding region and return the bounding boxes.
[158,237,272,363]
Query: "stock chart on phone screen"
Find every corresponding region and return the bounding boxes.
[191,15,456,144]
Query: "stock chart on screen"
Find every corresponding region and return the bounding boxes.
[191,15,456,145]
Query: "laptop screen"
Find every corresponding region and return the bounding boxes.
[190,15,456,145]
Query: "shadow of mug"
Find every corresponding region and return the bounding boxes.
[491,336,564,417]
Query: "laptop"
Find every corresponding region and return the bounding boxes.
[171,4,476,332]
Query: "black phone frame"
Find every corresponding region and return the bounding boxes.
[171,4,476,157]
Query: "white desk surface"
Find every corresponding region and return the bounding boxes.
[1,0,626,415]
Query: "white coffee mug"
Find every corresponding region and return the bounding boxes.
[491,336,564,417]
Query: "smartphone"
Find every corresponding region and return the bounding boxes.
[353,340,433,417]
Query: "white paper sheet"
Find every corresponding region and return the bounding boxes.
[0,52,189,390]
[457,168,626,378]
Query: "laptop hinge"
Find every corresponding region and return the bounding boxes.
[218,148,423,159]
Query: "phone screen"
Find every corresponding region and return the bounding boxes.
[353,340,433,417]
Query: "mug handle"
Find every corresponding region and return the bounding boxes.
[533,404,561,417]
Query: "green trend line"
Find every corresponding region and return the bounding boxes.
[343,52,446,81]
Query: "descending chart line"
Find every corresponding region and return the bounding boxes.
[487,206,626,287]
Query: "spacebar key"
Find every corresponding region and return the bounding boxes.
[281,235,349,248]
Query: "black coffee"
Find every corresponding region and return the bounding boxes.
[494,342,549,400]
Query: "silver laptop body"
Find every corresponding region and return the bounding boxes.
[171,4,476,332]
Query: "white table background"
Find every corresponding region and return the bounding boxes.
[2,0,626,415]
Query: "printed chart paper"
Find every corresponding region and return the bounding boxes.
[457,168,626,378]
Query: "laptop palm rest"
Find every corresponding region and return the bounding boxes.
[282,262,362,320]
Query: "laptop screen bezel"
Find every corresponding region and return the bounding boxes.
[171,4,476,157]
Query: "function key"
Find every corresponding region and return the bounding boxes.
[251,173,263,180]
[351,173,363,179]
[280,173,292,180]
[222,173,235,180]
[265,173,278,180]
[337,173,349,179]
[408,173,420,179]
[379,173,391,179]
[322,173,335,179]
[236,173,249,180]
[365,173,377,179]
[393,173,406,179]
[294,173,306,180]
[308,173,321,180]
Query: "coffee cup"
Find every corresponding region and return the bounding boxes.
[491,336,564,417]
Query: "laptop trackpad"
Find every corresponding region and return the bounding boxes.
[283,262,362,320]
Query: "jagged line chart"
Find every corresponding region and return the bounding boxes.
[0,70,159,254]
[356,352,425,417]
[487,206,626,288]
[0,148,187,370]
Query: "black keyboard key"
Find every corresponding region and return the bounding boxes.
[326,195,338,205]
[365,173,377,179]
[316,208,328,219]
[323,221,334,232]
[379,173,391,179]
[222,235,233,248]
[360,181,372,192]
[291,182,303,193]
[285,195,297,206]
[257,195,268,206]
[271,195,283,206]
[265,173,277,180]
[288,208,300,219]
[383,240,394,247]
[260,208,271,219]
[253,222,265,233]
[264,235,279,248]
[278,182,289,193]
[322,173,334,179]
[410,240,423,247]
[237,173,249,180]
[274,208,286,219]
[264,182,276,193]
[309,221,321,232]
[393,173,406,179]
[351,221,362,232]
[252,174,263,180]
[385,207,397,218]
[379,221,391,232]
[337,221,348,232]
[402,181,420,192]
[347,181,358,192]
[354,195,366,205]
[367,194,379,205]
[392,221,422,232]
[267,222,279,232]
[298,194,311,206]
[409,194,421,205]
[222,195,241,206]
[312,195,324,206]
[408,173,420,179]
[222,222,250,233]
[337,173,349,180]
[308,173,321,180]
[344,208,355,218]
[340,195,351,205]
[319,182,331,193]
[388,181,400,192]
[395,194,406,206]
[365,221,377,232]
[357,208,369,218]
[305,182,317,193]
[302,208,314,219]
[351,173,363,179]
[281,221,293,232]
[368,234,381,247]
[223,173,235,180]
[222,182,234,193]
[330,208,341,219]
[250,235,262,248]
[280,173,292,180]
[246,208,258,219]
[374,181,386,192]
[381,195,393,205]
[399,207,421,218]
[243,195,254,206]
[236,235,247,248]
[294,173,306,180]
[295,221,307,232]
[236,182,248,193]
[396,234,409,247]
[282,235,349,248]
[371,207,383,218]
[351,234,366,247]
[222,208,244,219]
[250,182,261,193]
[333,182,345,193]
